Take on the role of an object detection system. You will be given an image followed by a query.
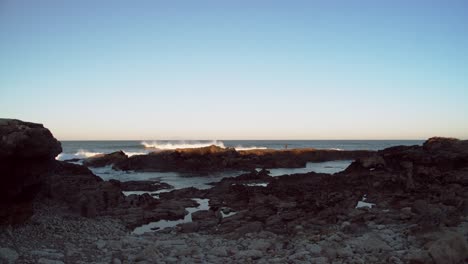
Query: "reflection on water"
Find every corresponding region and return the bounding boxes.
[90,166,244,189]
[132,198,210,235]
[90,160,352,191]
[267,160,352,176]
[122,189,171,198]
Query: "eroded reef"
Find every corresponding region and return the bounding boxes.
[84,145,373,172]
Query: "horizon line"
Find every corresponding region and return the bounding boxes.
[58,138,429,141]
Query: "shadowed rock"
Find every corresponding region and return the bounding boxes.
[163,137,468,238]
[109,179,173,192]
[0,118,62,159]
[0,119,62,224]
[83,150,128,167]
[110,145,373,173]
[0,119,190,228]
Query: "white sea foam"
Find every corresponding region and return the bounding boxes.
[142,140,226,149]
[324,148,344,151]
[123,151,148,157]
[132,198,210,234]
[141,141,267,151]
[56,149,103,160]
[234,146,268,151]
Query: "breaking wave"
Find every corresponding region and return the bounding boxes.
[234,146,268,151]
[57,149,147,160]
[56,149,103,160]
[142,140,226,150]
[123,151,148,157]
[141,141,267,151]
[324,148,344,151]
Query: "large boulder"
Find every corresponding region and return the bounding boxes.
[83,150,128,167]
[423,137,468,153]
[0,119,61,159]
[428,231,468,264]
[0,119,222,230]
[42,162,125,217]
[109,179,173,191]
[0,119,125,223]
[0,119,62,224]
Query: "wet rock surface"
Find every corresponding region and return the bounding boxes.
[1,208,467,263]
[109,179,173,192]
[82,150,128,167]
[110,145,373,173]
[1,119,467,263]
[0,119,196,230]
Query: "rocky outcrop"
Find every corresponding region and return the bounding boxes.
[110,145,373,172]
[1,121,467,263]
[83,151,128,167]
[163,137,468,262]
[0,119,189,228]
[42,162,125,217]
[423,137,468,153]
[109,180,173,192]
[0,119,62,159]
[428,231,468,264]
[0,119,62,224]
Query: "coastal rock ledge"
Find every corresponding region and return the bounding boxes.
[1,119,468,264]
[0,119,216,228]
[84,145,375,172]
[0,119,62,224]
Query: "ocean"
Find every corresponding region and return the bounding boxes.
[58,140,423,190]
[58,140,423,160]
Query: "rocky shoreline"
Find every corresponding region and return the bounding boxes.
[82,145,373,173]
[1,119,468,264]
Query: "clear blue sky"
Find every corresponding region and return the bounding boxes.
[1,0,467,140]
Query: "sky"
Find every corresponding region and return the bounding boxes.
[1,0,467,140]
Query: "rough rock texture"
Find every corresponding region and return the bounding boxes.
[154,137,468,263]
[428,231,468,264]
[41,162,125,218]
[82,151,128,167]
[0,119,191,229]
[0,119,62,224]
[111,145,373,172]
[108,179,173,192]
[0,119,62,159]
[2,122,467,264]
[1,207,467,263]
[184,138,468,234]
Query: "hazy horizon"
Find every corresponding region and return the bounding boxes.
[1,1,467,140]
[58,138,429,141]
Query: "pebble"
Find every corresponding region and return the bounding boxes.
[0,199,466,264]
[37,258,65,264]
[0,248,19,264]
[236,249,263,260]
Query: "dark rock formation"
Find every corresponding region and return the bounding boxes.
[0,119,130,223]
[42,162,125,217]
[111,145,373,173]
[83,150,128,167]
[0,119,62,159]
[0,119,194,229]
[164,137,468,239]
[0,119,62,224]
[427,231,468,264]
[109,179,173,192]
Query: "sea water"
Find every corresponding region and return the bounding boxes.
[57,140,423,189]
[58,140,423,160]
